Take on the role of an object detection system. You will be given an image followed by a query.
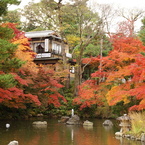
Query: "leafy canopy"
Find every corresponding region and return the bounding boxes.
[74,33,145,111]
[0,0,20,16]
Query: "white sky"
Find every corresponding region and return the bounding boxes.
[9,0,145,10]
[90,0,145,31]
[9,0,145,32]
[9,0,40,10]
[94,0,145,9]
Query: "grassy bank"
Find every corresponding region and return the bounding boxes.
[128,112,145,137]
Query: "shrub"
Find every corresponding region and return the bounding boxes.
[128,112,145,137]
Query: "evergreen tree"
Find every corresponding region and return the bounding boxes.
[1,10,22,29]
[139,17,145,45]
[0,25,24,89]
[0,0,20,16]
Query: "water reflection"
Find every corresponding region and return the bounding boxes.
[83,125,93,130]
[0,119,143,145]
[71,128,74,141]
[103,124,113,131]
[66,125,74,142]
[32,124,47,129]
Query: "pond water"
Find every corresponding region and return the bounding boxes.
[0,118,143,145]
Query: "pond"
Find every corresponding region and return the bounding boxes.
[0,118,143,145]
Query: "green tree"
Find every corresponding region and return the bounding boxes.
[1,10,21,29]
[21,0,58,31]
[21,0,108,96]
[0,25,24,89]
[83,35,112,58]
[61,0,103,95]
[139,17,145,45]
[0,23,41,110]
[0,0,20,16]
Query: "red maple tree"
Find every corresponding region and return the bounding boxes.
[74,33,145,111]
[1,23,67,109]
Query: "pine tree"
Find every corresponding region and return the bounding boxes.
[0,25,24,89]
[0,0,20,16]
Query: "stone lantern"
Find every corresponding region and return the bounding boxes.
[115,114,131,137]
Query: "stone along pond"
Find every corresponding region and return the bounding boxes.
[0,118,143,145]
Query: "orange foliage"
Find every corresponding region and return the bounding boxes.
[0,87,40,108]
[0,23,41,108]
[12,73,28,86]
[1,23,66,108]
[73,80,104,109]
[48,94,66,107]
[31,66,67,107]
[106,84,131,106]
[75,34,145,111]
[82,57,100,68]
[111,34,145,53]
[0,88,11,102]
[2,23,38,73]
[105,36,145,110]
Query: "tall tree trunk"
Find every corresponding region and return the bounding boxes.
[57,0,70,88]
[73,43,84,96]
[73,30,102,96]
[99,37,103,72]
[74,58,82,96]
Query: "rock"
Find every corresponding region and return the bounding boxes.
[83,120,93,126]
[72,115,80,121]
[136,138,141,141]
[115,132,123,137]
[66,115,81,125]
[8,140,18,145]
[103,120,113,126]
[32,121,47,129]
[124,134,131,138]
[130,135,136,140]
[37,113,43,117]
[141,133,145,142]
[58,116,70,123]
[32,121,47,125]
